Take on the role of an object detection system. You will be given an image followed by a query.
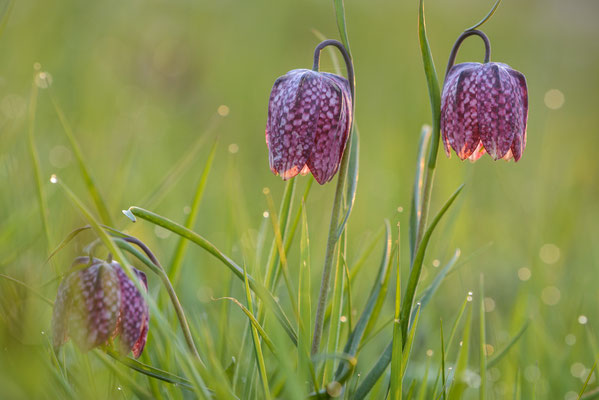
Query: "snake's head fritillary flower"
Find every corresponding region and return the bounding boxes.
[52,259,149,358]
[266,68,352,184]
[441,31,528,162]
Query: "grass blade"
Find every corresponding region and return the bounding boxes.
[479,276,486,400]
[390,225,403,400]
[124,206,298,345]
[417,248,461,309]
[243,266,272,400]
[578,360,598,399]
[50,92,114,225]
[324,232,346,382]
[447,304,473,400]
[0,0,14,39]
[335,220,392,380]
[168,139,218,285]
[486,320,529,369]
[401,185,464,345]
[409,125,431,262]
[212,296,275,353]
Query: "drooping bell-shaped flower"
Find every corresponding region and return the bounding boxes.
[52,259,149,358]
[265,40,354,184]
[440,30,528,162]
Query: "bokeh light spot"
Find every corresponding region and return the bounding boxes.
[544,89,565,110]
[541,286,561,305]
[539,243,560,264]
[518,267,531,281]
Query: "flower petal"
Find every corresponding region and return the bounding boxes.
[306,73,351,184]
[266,69,323,180]
[51,271,76,350]
[477,63,518,160]
[69,263,121,352]
[507,69,528,161]
[114,264,149,357]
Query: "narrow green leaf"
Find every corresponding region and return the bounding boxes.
[212,296,275,354]
[335,220,392,380]
[417,248,461,309]
[324,232,346,382]
[46,226,92,263]
[447,304,473,400]
[334,0,351,53]
[390,227,403,400]
[486,320,529,369]
[351,341,392,400]
[465,0,502,31]
[513,369,521,400]
[479,276,487,400]
[0,0,14,39]
[416,349,431,400]
[409,125,432,262]
[243,266,272,400]
[124,206,298,345]
[401,185,464,346]
[335,126,359,240]
[578,360,598,399]
[50,93,114,225]
[169,139,217,285]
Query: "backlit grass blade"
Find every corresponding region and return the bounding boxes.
[401,185,463,345]
[486,320,529,369]
[409,125,431,261]
[336,126,359,240]
[243,266,272,400]
[27,72,52,255]
[578,360,597,399]
[324,232,346,382]
[351,341,392,399]
[447,304,473,400]
[335,220,392,380]
[169,139,217,285]
[50,92,114,226]
[479,276,486,400]
[349,226,385,281]
[124,206,298,345]
[212,296,275,354]
[417,248,461,309]
[46,226,92,263]
[391,254,403,400]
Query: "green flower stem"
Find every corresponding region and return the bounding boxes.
[310,40,355,356]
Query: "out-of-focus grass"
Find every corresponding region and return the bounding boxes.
[1,0,599,399]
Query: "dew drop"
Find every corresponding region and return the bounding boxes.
[49,174,58,184]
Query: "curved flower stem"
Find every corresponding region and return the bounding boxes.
[116,235,202,363]
[445,29,491,76]
[310,39,355,356]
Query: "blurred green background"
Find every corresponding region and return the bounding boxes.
[1,0,599,398]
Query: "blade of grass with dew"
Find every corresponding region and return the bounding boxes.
[94,351,153,399]
[465,0,502,31]
[324,232,346,383]
[168,139,217,284]
[342,255,353,331]
[399,306,421,395]
[390,226,402,400]
[212,296,275,354]
[479,276,486,400]
[123,206,298,345]
[306,354,357,399]
[486,320,529,369]
[447,304,473,400]
[409,125,432,262]
[243,266,272,400]
[50,92,114,225]
[283,177,312,258]
[46,226,92,263]
[401,185,464,344]
[335,220,392,380]
[440,320,446,400]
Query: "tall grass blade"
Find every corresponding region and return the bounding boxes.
[486,320,529,369]
[447,304,473,400]
[324,232,346,382]
[169,139,217,285]
[50,93,114,225]
[409,125,431,261]
[243,266,272,400]
[417,248,461,309]
[124,206,298,345]
[390,226,403,400]
[479,276,486,400]
[578,360,597,399]
[335,220,392,380]
[401,185,464,344]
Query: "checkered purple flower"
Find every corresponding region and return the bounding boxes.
[265,69,352,184]
[52,259,149,358]
[440,30,529,162]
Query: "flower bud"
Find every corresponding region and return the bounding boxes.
[52,259,149,358]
